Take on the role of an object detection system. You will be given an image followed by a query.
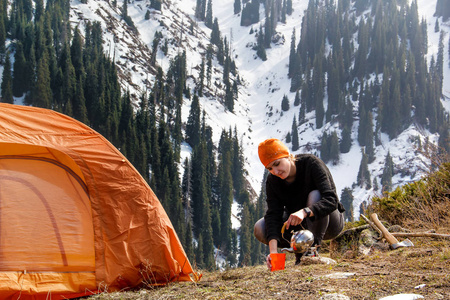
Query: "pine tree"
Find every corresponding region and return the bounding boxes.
[217,138,233,254]
[29,49,52,108]
[263,6,272,49]
[186,95,201,149]
[340,187,353,222]
[294,90,300,106]
[320,132,329,162]
[225,80,234,112]
[191,141,212,244]
[211,206,221,247]
[329,131,339,164]
[197,58,205,96]
[195,0,206,21]
[1,53,13,103]
[354,18,369,79]
[150,0,161,10]
[240,0,259,26]
[228,229,238,267]
[216,36,224,65]
[435,0,450,21]
[281,94,289,111]
[12,42,27,97]
[169,169,184,236]
[205,0,213,28]
[210,18,221,47]
[234,0,241,14]
[313,50,325,128]
[206,44,213,87]
[299,92,306,124]
[184,222,194,264]
[326,53,341,121]
[381,152,394,192]
[231,128,245,196]
[365,111,375,163]
[291,116,299,151]
[436,31,445,96]
[238,202,251,266]
[195,233,204,268]
[73,77,88,123]
[340,125,352,154]
[373,177,379,191]
[286,0,292,15]
[71,27,84,79]
[281,0,286,23]
[438,123,450,155]
[357,148,371,190]
[286,132,291,143]
[60,42,76,114]
[119,92,138,165]
[0,1,7,55]
[181,158,191,222]
[256,24,267,61]
[201,179,215,270]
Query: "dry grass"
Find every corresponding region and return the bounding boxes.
[369,162,450,232]
[85,237,450,299]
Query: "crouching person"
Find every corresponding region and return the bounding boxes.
[253,138,345,270]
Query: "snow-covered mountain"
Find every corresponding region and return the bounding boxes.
[69,0,450,219]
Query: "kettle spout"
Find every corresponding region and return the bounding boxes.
[281,247,294,253]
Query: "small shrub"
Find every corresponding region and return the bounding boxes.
[369,162,450,230]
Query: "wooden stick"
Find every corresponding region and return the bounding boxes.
[334,224,369,239]
[392,232,450,239]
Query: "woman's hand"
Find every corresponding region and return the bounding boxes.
[266,253,272,270]
[267,239,278,270]
[284,209,308,230]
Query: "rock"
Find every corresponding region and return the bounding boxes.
[360,228,379,247]
[318,293,351,300]
[321,272,355,279]
[379,294,424,300]
[301,256,337,265]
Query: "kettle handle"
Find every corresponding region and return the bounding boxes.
[281,223,287,235]
[280,223,291,245]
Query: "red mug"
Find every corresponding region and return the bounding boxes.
[270,253,286,271]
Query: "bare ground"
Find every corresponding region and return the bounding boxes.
[86,237,450,300]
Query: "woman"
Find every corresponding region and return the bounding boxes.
[253,138,345,269]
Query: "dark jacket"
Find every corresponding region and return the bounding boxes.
[264,154,345,243]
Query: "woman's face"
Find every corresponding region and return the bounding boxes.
[266,157,294,180]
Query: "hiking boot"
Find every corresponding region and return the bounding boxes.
[294,252,303,265]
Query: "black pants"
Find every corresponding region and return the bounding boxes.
[253,190,344,248]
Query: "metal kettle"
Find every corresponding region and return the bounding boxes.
[280,223,314,254]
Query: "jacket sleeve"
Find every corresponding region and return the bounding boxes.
[264,178,285,243]
[309,158,342,219]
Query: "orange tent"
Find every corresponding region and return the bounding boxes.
[0,103,198,299]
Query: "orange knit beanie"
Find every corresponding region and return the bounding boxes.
[258,138,290,167]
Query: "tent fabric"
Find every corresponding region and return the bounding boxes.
[0,103,198,299]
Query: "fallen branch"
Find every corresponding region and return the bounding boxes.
[335,225,369,239]
[391,232,450,239]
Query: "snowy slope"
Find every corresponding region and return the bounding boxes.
[68,0,449,218]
